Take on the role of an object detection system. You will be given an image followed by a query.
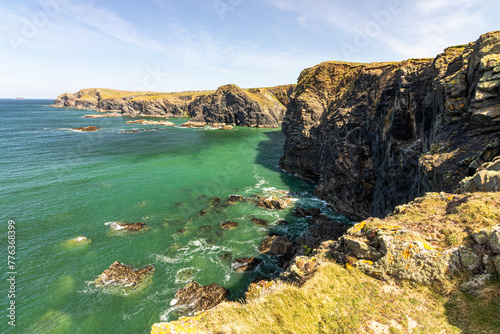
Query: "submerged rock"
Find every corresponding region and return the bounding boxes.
[259,235,292,255]
[233,257,263,271]
[95,261,154,288]
[173,281,228,314]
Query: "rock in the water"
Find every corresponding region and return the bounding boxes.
[220,221,238,229]
[118,222,145,232]
[293,207,322,217]
[107,222,145,232]
[173,281,228,314]
[233,257,263,271]
[227,195,244,204]
[256,196,290,210]
[259,235,292,255]
[181,121,206,128]
[95,261,154,288]
[71,126,99,132]
[251,218,269,226]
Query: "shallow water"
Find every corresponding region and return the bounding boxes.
[0,100,350,333]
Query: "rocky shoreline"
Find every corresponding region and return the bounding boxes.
[150,31,500,334]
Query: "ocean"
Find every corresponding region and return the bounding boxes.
[0,100,350,333]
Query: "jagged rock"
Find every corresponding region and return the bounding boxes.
[493,255,500,273]
[220,221,238,229]
[188,84,287,128]
[488,226,500,253]
[233,257,263,271]
[343,236,382,262]
[256,196,290,210]
[293,207,322,217]
[460,274,494,295]
[296,220,349,250]
[71,126,99,132]
[459,158,500,193]
[259,235,292,255]
[172,281,228,314]
[95,261,154,287]
[280,31,500,219]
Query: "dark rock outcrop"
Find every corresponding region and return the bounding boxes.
[280,31,500,219]
[173,281,228,314]
[259,235,292,255]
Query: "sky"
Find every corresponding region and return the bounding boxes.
[0,0,499,98]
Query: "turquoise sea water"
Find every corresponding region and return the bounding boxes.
[0,100,349,333]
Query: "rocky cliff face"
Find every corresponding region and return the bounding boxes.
[54,84,294,128]
[280,31,500,219]
[188,84,286,127]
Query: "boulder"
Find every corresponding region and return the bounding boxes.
[181,121,206,128]
[227,195,244,204]
[343,236,383,262]
[251,218,269,226]
[233,257,263,271]
[117,222,145,232]
[259,235,292,255]
[488,226,500,254]
[95,261,154,287]
[220,221,238,229]
[460,274,494,295]
[256,196,290,210]
[173,281,228,314]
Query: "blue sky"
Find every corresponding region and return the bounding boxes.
[1,0,499,98]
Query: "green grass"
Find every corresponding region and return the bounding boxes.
[192,263,464,333]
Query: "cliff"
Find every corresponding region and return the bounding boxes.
[54,84,295,128]
[280,31,500,219]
